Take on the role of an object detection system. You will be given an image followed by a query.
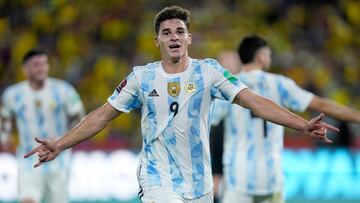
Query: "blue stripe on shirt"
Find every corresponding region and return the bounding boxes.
[14,91,32,169]
[164,77,184,194]
[187,65,205,197]
[141,68,161,186]
[52,82,65,169]
[227,109,239,188]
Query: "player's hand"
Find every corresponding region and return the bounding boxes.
[24,137,60,168]
[304,113,339,143]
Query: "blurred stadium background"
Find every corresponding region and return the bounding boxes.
[0,0,360,202]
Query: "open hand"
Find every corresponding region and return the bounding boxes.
[24,137,60,168]
[305,113,340,143]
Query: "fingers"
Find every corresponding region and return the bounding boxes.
[310,128,334,143]
[39,154,48,162]
[309,133,332,143]
[323,137,333,144]
[320,122,340,132]
[24,146,42,158]
[35,137,49,145]
[312,113,325,123]
[38,150,49,157]
[34,160,47,168]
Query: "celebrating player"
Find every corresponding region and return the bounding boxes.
[211,35,360,203]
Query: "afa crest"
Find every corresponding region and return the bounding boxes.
[167,82,181,98]
[185,82,196,93]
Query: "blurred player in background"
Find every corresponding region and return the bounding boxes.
[211,35,360,203]
[24,6,338,203]
[0,47,85,203]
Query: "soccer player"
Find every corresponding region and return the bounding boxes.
[24,6,338,203]
[211,35,360,203]
[0,47,85,203]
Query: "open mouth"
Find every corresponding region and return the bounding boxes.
[169,44,181,50]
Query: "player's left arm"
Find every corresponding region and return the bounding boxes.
[233,89,339,142]
[307,96,360,124]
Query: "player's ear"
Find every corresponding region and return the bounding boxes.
[154,36,159,47]
[255,49,263,63]
[188,33,192,45]
[256,49,266,67]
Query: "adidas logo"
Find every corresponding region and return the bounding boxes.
[148,89,159,97]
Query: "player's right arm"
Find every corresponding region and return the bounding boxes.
[24,102,122,167]
[234,88,339,142]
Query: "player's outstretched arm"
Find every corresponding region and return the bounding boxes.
[233,89,339,142]
[307,96,360,124]
[24,102,121,167]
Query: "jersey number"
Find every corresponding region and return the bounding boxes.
[170,102,179,117]
[250,111,268,138]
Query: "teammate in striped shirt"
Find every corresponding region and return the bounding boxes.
[24,7,338,203]
[211,35,360,203]
[0,47,85,203]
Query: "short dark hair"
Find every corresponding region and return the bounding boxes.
[238,35,268,64]
[154,6,190,34]
[22,47,47,64]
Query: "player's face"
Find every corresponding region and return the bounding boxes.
[258,47,272,70]
[23,54,49,83]
[155,18,192,63]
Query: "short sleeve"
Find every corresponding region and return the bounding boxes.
[107,71,142,113]
[0,88,13,119]
[64,83,85,116]
[206,59,247,102]
[210,99,231,126]
[277,76,314,112]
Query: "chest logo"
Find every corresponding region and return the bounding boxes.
[167,82,181,98]
[148,89,159,97]
[185,82,196,93]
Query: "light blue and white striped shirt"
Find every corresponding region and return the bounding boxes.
[1,78,84,172]
[108,58,247,199]
[211,69,314,195]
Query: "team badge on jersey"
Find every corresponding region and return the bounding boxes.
[185,82,196,93]
[168,82,180,97]
[35,99,42,108]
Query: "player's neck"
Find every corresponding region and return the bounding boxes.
[28,79,46,90]
[162,55,189,74]
[241,63,263,72]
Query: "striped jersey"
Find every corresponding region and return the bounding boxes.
[211,69,314,194]
[108,58,247,199]
[0,78,84,172]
